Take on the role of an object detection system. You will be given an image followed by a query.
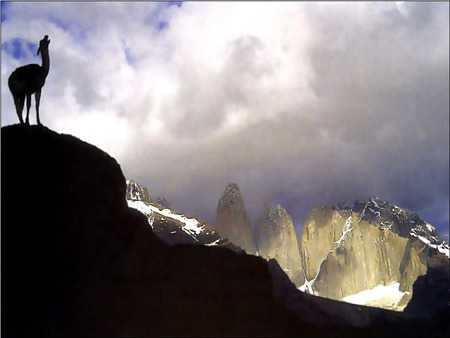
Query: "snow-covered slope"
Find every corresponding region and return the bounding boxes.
[126,180,238,250]
[410,223,449,257]
[342,282,410,311]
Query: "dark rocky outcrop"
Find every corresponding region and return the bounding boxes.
[1,125,305,337]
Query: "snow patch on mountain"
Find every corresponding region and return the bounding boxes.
[342,282,410,311]
[205,238,222,246]
[127,200,156,226]
[127,199,216,244]
[410,228,450,258]
[298,267,321,295]
[334,215,353,249]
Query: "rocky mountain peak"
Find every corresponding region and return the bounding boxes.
[126,179,153,204]
[224,182,241,197]
[254,203,304,287]
[216,183,256,254]
[218,183,244,211]
[273,204,289,220]
[349,197,449,256]
[257,204,290,229]
[369,195,385,205]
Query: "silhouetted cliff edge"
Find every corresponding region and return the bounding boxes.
[2,125,448,337]
[1,125,305,337]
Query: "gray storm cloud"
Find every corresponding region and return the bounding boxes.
[1,2,448,239]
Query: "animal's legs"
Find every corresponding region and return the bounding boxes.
[35,89,42,126]
[14,95,25,124]
[25,94,32,125]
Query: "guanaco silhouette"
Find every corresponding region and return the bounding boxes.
[8,35,51,126]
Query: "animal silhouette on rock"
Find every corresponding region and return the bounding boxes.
[8,35,51,126]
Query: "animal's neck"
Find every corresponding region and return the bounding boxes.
[41,49,50,75]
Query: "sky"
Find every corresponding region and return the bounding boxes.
[2,1,449,241]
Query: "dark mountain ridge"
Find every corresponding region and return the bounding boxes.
[1,124,447,336]
[2,125,302,336]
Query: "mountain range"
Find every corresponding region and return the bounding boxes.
[2,124,448,336]
[125,178,448,314]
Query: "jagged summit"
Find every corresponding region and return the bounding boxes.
[223,182,241,197]
[255,204,293,232]
[333,196,449,257]
[272,204,288,219]
[216,183,256,254]
[126,179,154,204]
[126,179,172,209]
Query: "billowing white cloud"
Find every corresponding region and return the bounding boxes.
[2,2,448,240]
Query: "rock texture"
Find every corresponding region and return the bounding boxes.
[254,204,305,287]
[215,183,256,254]
[300,197,449,311]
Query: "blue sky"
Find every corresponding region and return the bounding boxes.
[1,2,449,241]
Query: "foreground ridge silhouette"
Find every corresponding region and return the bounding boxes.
[1,124,448,337]
[8,35,50,125]
[1,125,306,337]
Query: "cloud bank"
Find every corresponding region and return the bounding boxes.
[2,2,448,240]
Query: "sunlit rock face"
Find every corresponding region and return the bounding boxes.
[216,184,303,286]
[300,197,449,311]
[216,183,256,254]
[254,204,305,287]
